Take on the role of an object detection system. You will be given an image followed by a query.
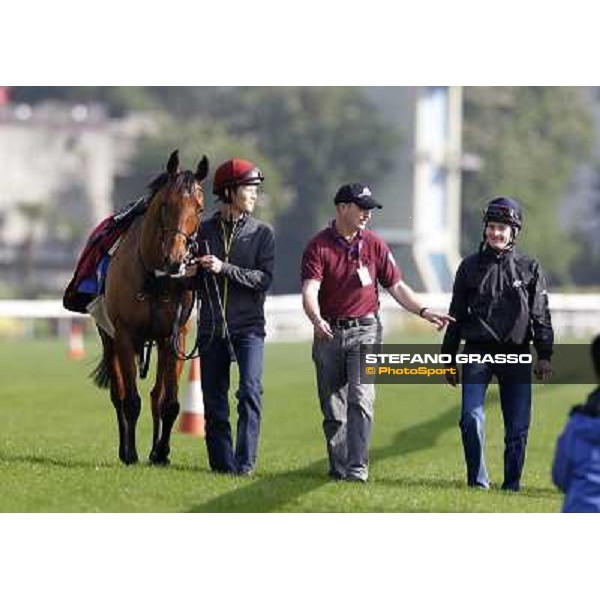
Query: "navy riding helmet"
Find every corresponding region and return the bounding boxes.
[483,196,523,230]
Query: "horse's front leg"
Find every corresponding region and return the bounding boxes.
[112,328,141,465]
[148,337,183,465]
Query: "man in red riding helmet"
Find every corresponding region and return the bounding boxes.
[195,158,275,476]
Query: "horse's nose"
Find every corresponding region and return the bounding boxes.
[168,261,182,275]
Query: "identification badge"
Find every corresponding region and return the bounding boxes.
[357,266,372,287]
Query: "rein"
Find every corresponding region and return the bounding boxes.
[158,203,200,272]
[136,182,211,366]
[170,274,216,362]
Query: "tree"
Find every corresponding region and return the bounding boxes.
[462,87,594,284]
[13,87,400,292]
[115,87,400,292]
[113,115,292,225]
[190,87,399,291]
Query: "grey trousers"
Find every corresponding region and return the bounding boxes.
[312,321,382,481]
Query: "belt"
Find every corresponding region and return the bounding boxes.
[325,313,379,329]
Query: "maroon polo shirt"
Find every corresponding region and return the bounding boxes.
[301,223,402,318]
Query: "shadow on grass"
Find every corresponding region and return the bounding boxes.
[0,451,213,474]
[374,476,557,499]
[0,452,108,470]
[372,476,465,492]
[370,404,457,463]
[188,404,460,512]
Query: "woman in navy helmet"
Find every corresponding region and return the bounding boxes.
[441,196,554,491]
[195,158,275,476]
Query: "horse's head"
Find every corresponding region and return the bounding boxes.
[150,150,209,276]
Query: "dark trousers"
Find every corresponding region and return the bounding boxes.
[312,321,382,481]
[200,333,265,474]
[460,353,532,491]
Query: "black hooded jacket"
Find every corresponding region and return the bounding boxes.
[441,246,554,360]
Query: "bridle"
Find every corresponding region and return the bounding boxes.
[137,187,208,370]
[157,195,203,273]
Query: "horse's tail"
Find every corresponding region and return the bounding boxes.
[91,357,111,389]
[90,328,112,389]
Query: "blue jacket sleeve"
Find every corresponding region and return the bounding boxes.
[552,422,573,493]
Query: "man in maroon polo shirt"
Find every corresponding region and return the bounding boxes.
[301,182,454,482]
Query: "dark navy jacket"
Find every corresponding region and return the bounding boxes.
[441,246,554,360]
[552,388,600,512]
[195,211,275,336]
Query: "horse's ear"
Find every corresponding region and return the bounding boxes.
[167,150,179,177]
[195,155,209,183]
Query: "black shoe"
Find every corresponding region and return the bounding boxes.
[345,475,368,483]
[235,468,255,477]
[468,482,490,490]
[501,483,520,492]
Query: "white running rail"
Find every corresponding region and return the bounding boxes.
[1,294,598,341]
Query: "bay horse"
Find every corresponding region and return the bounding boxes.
[93,150,208,465]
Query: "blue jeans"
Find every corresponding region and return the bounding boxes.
[460,353,532,491]
[200,333,265,475]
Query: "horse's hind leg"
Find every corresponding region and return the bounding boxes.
[148,348,166,464]
[95,329,129,464]
[148,339,182,465]
[112,330,141,465]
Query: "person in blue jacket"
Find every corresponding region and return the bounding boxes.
[552,335,600,512]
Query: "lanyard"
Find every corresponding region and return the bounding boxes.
[356,239,364,268]
[219,219,238,335]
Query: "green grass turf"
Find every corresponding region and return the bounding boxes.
[0,334,585,512]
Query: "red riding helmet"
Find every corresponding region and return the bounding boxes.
[212,158,264,199]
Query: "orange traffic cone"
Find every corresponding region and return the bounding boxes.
[68,321,85,360]
[179,357,205,436]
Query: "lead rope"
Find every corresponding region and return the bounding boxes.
[220,219,234,337]
[170,240,236,363]
[218,219,238,362]
[170,270,218,361]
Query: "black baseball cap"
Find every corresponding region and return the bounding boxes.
[334,183,383,210]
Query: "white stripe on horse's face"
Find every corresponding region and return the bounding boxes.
[158,177,204,272]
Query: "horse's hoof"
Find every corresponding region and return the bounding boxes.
[119,451,139,466]
[148,451,170,466]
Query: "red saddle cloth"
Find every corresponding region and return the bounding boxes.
[63,195,150,313]
[62,216,128,313]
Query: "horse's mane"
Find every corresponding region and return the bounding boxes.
[147,171,199,200]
